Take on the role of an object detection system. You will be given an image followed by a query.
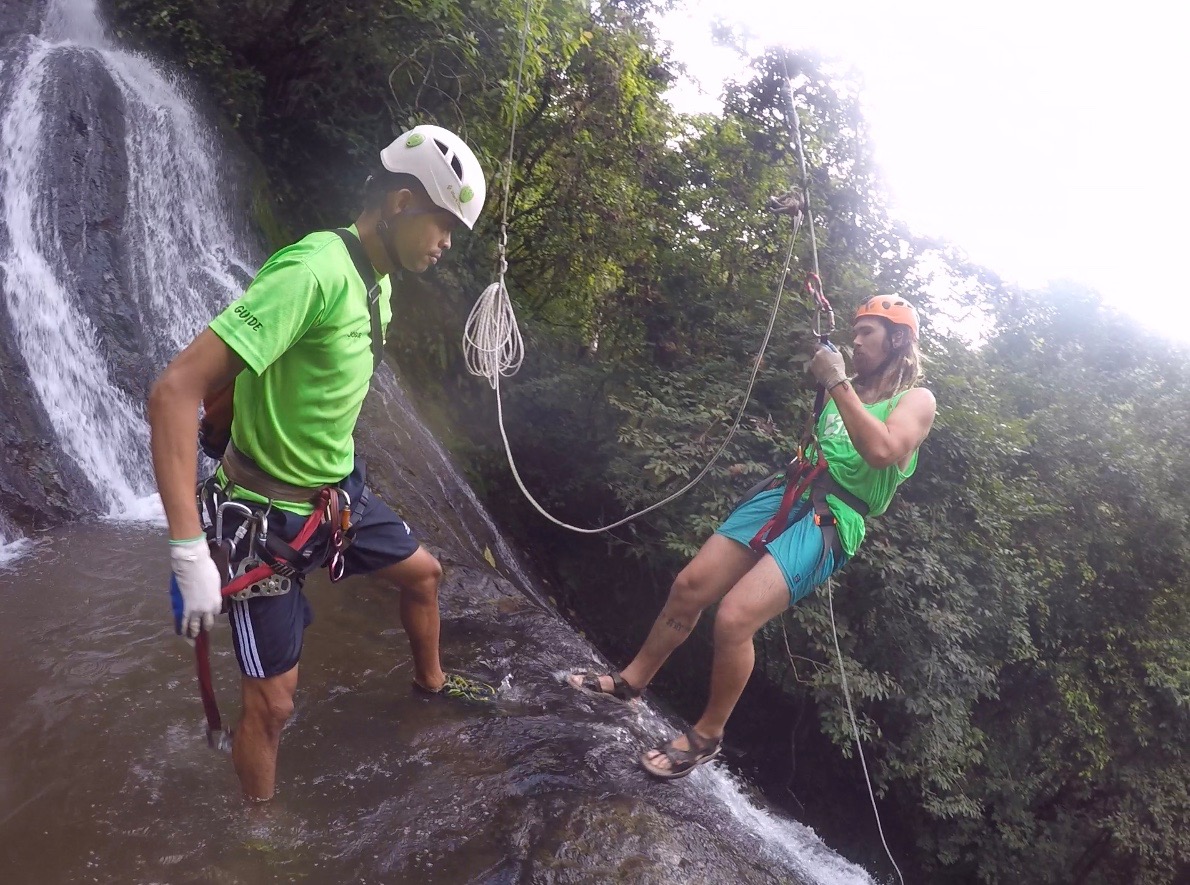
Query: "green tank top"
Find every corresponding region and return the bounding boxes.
[812,391,918,556]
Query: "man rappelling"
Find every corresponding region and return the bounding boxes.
[568,295,936,778]
[149,125,493,802]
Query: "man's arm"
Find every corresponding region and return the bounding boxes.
[828,383,936,469]
[148,329,246,540]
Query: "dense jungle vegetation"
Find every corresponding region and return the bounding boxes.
[106,0,1189,881]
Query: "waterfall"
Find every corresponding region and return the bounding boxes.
[0,0,253,524]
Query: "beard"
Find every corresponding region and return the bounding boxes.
[851,347,886,380]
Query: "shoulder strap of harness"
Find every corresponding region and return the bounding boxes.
[330,228,384,374]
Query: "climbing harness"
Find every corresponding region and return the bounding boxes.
[189,468,353,750]
[746,457,870,557]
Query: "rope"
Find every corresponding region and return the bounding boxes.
[491,223,800,533]
[788,88,821,284]
[781,67,833,339]
[826,578,905,885]
[780,57,902,882]
[461,0,533,385]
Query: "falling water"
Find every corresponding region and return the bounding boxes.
[0,0,252,522]
[0,521,32,567]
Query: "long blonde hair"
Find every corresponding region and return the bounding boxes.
[856,330,924,403]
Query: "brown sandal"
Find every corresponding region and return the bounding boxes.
[567,669,642,703]
[640,728,722,780]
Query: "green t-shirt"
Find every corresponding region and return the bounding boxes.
[209,226,392,511]
[814,391,919,556]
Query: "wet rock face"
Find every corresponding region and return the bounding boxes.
[0,317,102,530]
[0,47,133,532]
[40,49,153,405]
[0,0,60,533]
[0,0,44,49]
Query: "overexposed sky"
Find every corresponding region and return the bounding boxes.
[658,0,1187,339]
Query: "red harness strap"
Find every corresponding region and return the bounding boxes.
[218,490,332,598]
[749,455,829,553]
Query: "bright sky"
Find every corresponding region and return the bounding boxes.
[658,0,1188,340]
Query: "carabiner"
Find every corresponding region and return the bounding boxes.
[813,306,835,340]
[214,500,255,544]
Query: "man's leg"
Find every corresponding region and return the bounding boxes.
[642,554,789,773]
[570,533,759,695]
[371,546,446,692]
[233,664,299,802]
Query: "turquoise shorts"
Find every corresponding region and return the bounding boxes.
[716,487,847,605]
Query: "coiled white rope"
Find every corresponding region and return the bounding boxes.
[462,275,523,384]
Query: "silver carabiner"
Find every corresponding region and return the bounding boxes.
[813,306,835,340]
[215,500,255,544]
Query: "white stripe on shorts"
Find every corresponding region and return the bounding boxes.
[230,599,264,678]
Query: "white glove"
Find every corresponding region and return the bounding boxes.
[170,537,223,637]
[809,344,848,389]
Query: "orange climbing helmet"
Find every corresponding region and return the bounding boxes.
[854,295,919,342]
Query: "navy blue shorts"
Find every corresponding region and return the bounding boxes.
[212,461,420,679]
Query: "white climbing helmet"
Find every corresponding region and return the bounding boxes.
[379,124,487,230]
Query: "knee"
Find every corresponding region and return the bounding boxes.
[402,557,442,603]
[376,554,442,599]
[713,601,758,647]
[244,683,295,734]
[666,568,711,615]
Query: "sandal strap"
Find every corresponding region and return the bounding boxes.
[578,669,641,701]
[655,729,722,773]
[607,670,642,701]
[682,727,721,756]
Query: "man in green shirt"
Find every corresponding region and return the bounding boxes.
[568,296,937,778]
[149,125,486,801]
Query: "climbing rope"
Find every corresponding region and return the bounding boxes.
[489,224,801,534]
[826,576,906,885]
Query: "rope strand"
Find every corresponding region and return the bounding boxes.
[826,577,905,885]
[487,223,800,533]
